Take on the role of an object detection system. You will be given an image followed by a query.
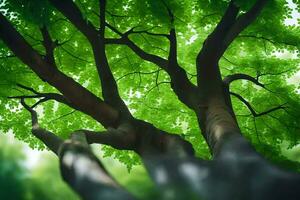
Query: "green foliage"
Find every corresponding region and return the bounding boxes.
[0,134,26,200]
[25,153,80,200]
[6,0,54,25]
[0,0,299,170]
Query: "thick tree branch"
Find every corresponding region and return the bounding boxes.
[59,131,135,200]
[1,10,197,158]
[106,23,198,109]
[48,0,98,39]
[168,28,177,64]
[20,98,63,154]
[50,0,130,115]
[196,0,267,87]
[166,2,177,66]
[196,0,239,64]
[230,92,286,117]
[80,129,136,150]
[196,1,239,88]
[223,73,265,88]
[223,0,269,49]
[96,0,130,115]
[0,13,118,127]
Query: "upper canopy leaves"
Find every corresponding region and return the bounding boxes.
[0,0,299,169]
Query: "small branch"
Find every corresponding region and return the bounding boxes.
[105,22,169,69]
[48,110,76,123]
[161,0,174,24]
[16,83,39,94]
[9,83,70,107]
[129,29,169,38]
[257,69,293,79]
[106,10,130,18]
[60,46,92,63]
[230,92,286,117]
[223,73,265,88]
[20,98,63,154]
[116,69,162,82]
[40,26,57,65]
[238,35,298,48]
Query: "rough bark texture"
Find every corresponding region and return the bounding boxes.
[1,0,300,199]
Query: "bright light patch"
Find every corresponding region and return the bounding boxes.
[154,167,168,184]
[284,0,300,26]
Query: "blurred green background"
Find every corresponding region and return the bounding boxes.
[0,133,156,200]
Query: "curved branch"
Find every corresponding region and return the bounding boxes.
[9,94,65,108]
[130,29,169,38]
[48,0,98,39]
[20,98,63,154]
[238,35,298,48]
[105,23,169,69]
[116,69,162,82]
[196,0,268,87]
[230,92,286,117]
[106,23,198,109]
[9,83,69,107]
[223,73,265,88]
[50,0,130,115]
[40,26,57,65]
[223,0,269,49]
[196,0,239,87]
[0,13,119,127]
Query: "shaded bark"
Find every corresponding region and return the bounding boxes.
[59,132,135,200]
[195,0,269,154]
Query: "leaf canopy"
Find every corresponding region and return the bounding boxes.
[0,0,299,170]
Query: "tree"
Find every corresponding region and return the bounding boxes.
[0,0,300,199]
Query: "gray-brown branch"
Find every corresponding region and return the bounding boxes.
[105,23,198,109]
[223,73,265,88]
[59,131,135,200]
[20,98,63,154]
[0,13,119,127]
[230,92,286,117]
[49,0,131,116]
[9,83,69,107]
[196,0,268,87]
